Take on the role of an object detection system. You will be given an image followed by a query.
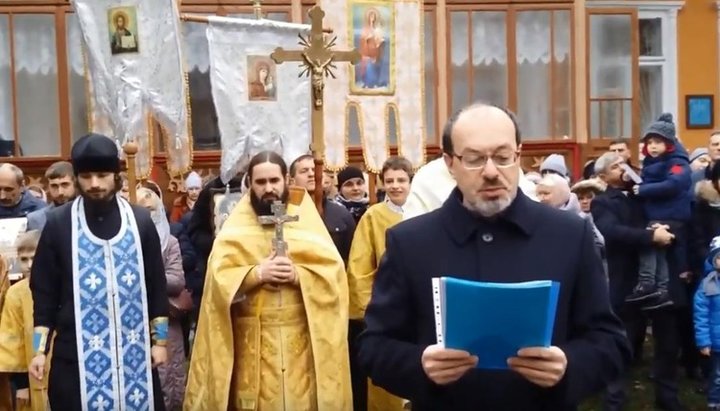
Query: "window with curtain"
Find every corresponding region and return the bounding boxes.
[66,13,90,142]
[638,17,663,131]
[588,14,633,139]
[0,15,14,156]
[183,10,289,151]
[12,14,61,156]
[449,8,571,140]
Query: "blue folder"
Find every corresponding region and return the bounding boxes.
[432,277,560,369]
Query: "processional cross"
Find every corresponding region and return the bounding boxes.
[257,201,299,257]
[271,6,361,216]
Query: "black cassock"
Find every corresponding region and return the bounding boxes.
[30,198,168,411]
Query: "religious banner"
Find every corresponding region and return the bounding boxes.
[206,17,312,183]
[321,0,426,171]
[71,0,191,179]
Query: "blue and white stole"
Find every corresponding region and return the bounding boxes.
[71,197,154,411]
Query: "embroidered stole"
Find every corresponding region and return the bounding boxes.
[71,197,153,410]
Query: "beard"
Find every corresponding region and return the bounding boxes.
[465,185,517,218]
[250,188,289,216]
[79,186,116,205]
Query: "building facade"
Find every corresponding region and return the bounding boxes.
[0,0,715,198]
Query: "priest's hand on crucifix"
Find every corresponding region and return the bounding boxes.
[256,250,298,285]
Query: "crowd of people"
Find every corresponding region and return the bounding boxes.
[0,105,718,410]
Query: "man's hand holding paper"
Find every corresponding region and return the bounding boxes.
[421,344,478,385]
[507,346,568,388]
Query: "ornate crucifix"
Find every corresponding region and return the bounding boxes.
[257,201,299,257]
[271,6,360,216]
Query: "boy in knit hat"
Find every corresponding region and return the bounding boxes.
[694,236,720,411]
[626,113,692,310]
[691,147,712,172]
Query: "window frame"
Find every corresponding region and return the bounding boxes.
[445,3,575,142]
[587,0,682,128]
[0,4,73,162]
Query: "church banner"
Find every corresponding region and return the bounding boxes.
[71,0,191,178]
[321,0,426,171]
[206,16,312,184]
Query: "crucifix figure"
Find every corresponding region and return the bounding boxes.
[271,6,360,216]
[257,201,299,257]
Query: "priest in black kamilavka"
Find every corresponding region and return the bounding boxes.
[28,133,169,410]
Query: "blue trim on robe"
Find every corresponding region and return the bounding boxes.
[71,197,153,410]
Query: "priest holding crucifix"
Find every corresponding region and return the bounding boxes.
[184,151,352,410]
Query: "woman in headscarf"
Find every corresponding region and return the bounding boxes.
[137,187,187,411]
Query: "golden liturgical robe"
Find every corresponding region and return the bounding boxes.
[184,191,352,411]
[0,263,14,411]
[348,202,405,411]
[0,279,50,411]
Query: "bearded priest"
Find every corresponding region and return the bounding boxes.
[184,150,352,411]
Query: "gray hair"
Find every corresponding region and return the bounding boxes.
[0,163,24,186]
[594,152,622,175]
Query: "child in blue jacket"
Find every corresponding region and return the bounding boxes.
[626,113,692,310]
[695,236,720,410]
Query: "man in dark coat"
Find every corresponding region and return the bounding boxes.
[289,154,356,263]
[591,151,685,410]
[358,103,631,410]
[28,134,168,410]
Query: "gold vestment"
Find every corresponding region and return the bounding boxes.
[0,279,50,411]
[184,191,352,411]
[348,202,405,411]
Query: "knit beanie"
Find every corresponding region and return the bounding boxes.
[185,171,202,190]
[643,113,676,143]
[337,166,364,188]
[540,154,568,178]
[690,148,709,163]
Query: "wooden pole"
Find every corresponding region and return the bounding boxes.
[123,141,139,204]
[313,159,324,211]
[179,13,334,33]
[368,171,377,204]
[251,0,263,19]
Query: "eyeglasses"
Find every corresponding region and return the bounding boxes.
[452,151,519,170]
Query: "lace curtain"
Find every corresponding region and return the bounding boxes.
[12,15,61,156]
[0,16,13,144]
[449,10,571,139]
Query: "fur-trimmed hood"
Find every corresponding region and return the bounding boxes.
[696,179,720,205]
[571,178,606,195]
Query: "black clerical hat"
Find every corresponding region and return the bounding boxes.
[71,133,120,175]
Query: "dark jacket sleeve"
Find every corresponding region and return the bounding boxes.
[137,210,169,321]
[10,373,29,389]
[690,203,711,272]
[30,215,61,333]
[638,160,691,199]
[187,186,215,261]
[340,211,357,264]
[357,229,437,402]
[557,219,632,405]
[590,197,653,248]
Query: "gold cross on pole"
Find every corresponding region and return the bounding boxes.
[271,6,360,216]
